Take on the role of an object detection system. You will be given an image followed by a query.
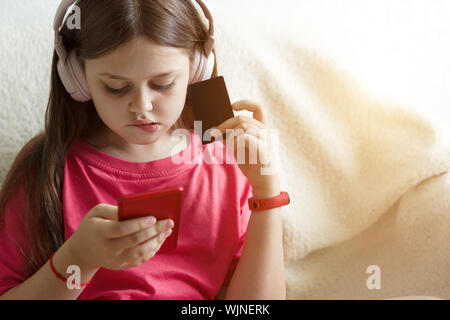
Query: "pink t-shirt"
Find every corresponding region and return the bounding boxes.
[0,131,253,299]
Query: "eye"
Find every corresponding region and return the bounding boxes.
[104,85,129,95]
[151,81,176,90]
[104,82,175,95]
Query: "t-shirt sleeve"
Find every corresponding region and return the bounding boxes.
[0,183,30,296]
[222,174,253,286]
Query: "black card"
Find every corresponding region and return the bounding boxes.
[187,76,234,144]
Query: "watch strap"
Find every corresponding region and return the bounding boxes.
[248,191,290,211]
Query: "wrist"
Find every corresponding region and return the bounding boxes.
[53,241,100,284]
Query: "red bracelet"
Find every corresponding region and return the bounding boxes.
[49,252,92,286]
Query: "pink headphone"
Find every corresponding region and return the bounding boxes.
[53,0,216,102]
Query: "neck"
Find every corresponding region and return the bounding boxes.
[84,124,190,163]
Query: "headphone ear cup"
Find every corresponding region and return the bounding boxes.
[189,43,215,84]
[57,51,78,98]
[57,49,92,102]
[189,44,202,84]
[67,50,92,102]
[202,47,215,81]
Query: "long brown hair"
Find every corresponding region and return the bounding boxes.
[0,0,218,277]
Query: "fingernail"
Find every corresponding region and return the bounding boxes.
[147,217,156,225]
[165,220,172,228]
[165,229,172,237]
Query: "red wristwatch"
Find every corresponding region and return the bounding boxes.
[248,191,290,211]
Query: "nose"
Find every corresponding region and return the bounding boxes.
[128,86,154,115]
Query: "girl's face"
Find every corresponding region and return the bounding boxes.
[84,36,191,151]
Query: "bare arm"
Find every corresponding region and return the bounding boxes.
[1,203,172,300]
[224,187,286,300]
[0,241,99,300]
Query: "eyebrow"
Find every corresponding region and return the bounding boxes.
[99,70,181,80]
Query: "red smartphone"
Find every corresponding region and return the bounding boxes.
[118,187,184,253]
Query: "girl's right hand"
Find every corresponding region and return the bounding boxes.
[66,203,174,270]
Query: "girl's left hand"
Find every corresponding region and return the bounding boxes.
[214,100,280,198]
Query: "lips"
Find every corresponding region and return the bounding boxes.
[129,119,159,126]
[134,123,160,133]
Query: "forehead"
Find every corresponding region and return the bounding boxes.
[87,36,190,78]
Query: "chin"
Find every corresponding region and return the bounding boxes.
[130,130,167,145]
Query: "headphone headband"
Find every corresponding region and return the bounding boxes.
[53,0,215,63]
[53,0,75,62]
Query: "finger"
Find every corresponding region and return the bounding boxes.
[104,216,168,239]
[233,116,266,130]
[88,203,119,220]
[119,228,172,267]
[231,123,264,139]
[226,125,266,146]
[231,100,266,124]
[229,132,265,165]
[110,218,173,250]
[215,114,265,136]
[213,117,238,135]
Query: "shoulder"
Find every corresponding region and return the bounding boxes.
[1,133,44,220]
[17,132,45,159]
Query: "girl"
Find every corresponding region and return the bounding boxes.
[0,0,286,300]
